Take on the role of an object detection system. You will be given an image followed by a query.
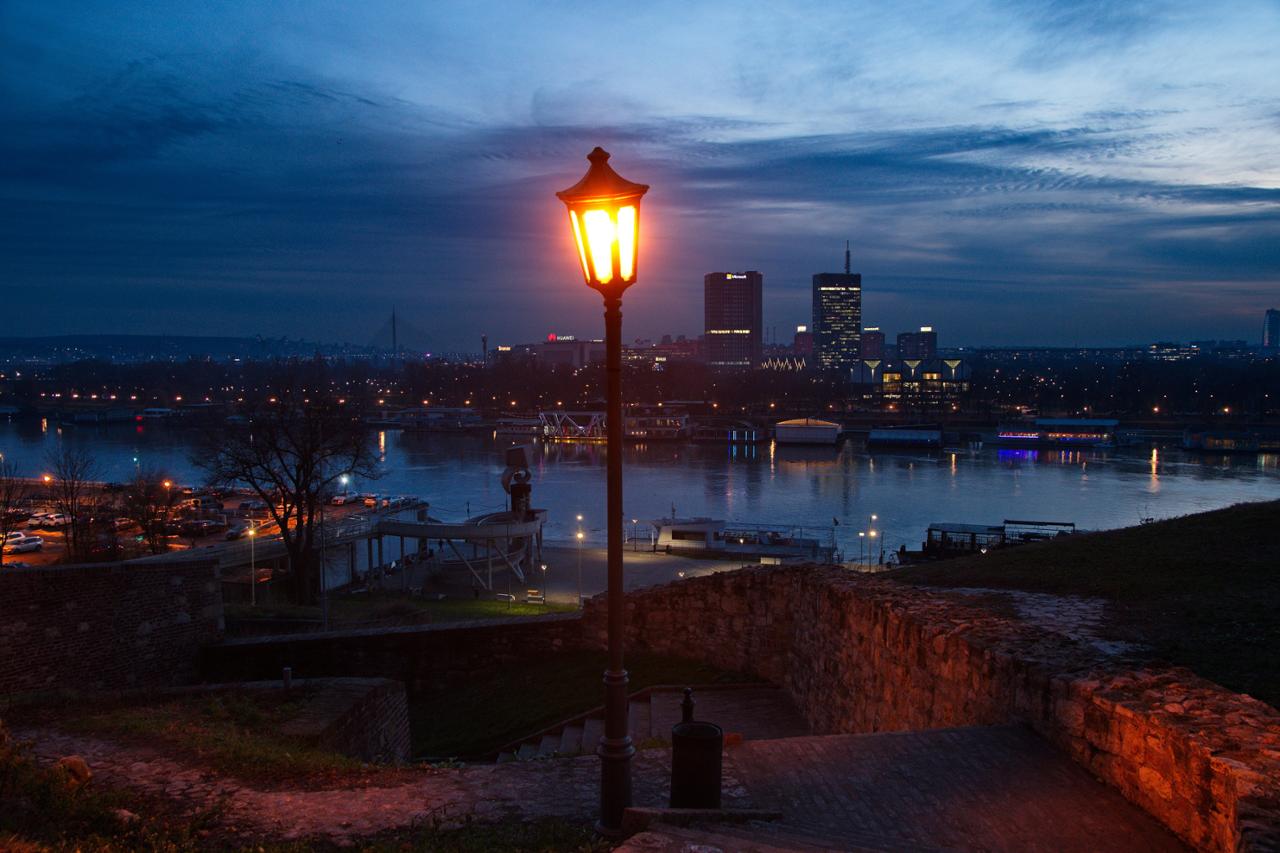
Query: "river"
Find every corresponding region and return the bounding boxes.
[2,419,1277,559]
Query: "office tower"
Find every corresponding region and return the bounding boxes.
[917,326,937,360]
[1265,309,1280,353]
[704,271,763,369]
[896,327,936,360]
[793,325,814,357]
[812,243,861,371]
[860,327,885,359]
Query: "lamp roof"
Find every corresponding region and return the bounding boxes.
[556,147,649,205]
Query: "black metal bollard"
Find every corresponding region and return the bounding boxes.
[670,689,723,809]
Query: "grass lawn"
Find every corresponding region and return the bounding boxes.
[412,650,757,759]
[894,499,1280,708]
[226,594,579,627]
[22,688,363,785]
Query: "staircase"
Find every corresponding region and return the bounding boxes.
[497,695,655,763]
[494,685,806,763]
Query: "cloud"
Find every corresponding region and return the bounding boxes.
[0,0,1277,348]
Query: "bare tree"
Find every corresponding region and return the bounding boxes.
[193,400,378,603]
[0,460,31,566]
[121,467,179,555]
[46,445,99,562]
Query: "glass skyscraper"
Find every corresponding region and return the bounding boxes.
[812,271,861,371]
[704,271,763,369]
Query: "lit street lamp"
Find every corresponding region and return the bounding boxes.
[576,530,584,606]
[248,526,257,607]
[858,530,865,566]
[557,147,648,833]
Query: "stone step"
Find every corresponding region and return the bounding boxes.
[537,733,560,757]
[629,697,652,742]
[516,741,537,760]
[581,716,604,755]
[559,723,584,756]
[496,751,515,764]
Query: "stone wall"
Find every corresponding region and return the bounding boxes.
[201,612,583,696]
[274,678,412,763]
[0,559,223,695]
[581,566,1280,853]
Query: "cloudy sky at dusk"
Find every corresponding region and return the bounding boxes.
[3,0,1278,350]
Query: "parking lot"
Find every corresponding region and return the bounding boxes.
[2,485,399,567]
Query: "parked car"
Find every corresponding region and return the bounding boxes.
[3,532,43,553]
[362,494,380,508]
[33,513,71,529]
[113,517,136,531]
[26,512,51,528]
[225,522,253,540]
[180,519,223,537]
[185,496,223,511]
[331,492,357,506]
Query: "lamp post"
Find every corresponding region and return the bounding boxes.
[248,526,257,606]
[557,147,648,833]
[859,531,865,566]
[576,529,585,606]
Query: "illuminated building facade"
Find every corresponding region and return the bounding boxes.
[704,271,763,369]
[860,327,885,359]
[897,326,937,360]
[812,272,861,371]
[849,357,970,408]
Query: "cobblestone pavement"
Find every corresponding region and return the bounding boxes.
[725,726,1188,852]
[17,728,751,844]
[649,687,810,742]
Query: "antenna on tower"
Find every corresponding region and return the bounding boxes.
[844,240,851,275]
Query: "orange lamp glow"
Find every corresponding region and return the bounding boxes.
[556,147,648,294]
[42,474,52,483]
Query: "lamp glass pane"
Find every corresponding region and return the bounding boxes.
[617,205,636,281]
[569,210,590,281]
[582,208,616,285]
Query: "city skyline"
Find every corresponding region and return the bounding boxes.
[3,2,1278,349]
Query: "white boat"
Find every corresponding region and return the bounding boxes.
[775,417,841,445]
[494,417,543,437]
[651,517,837,563]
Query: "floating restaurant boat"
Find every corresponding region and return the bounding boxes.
[867,426,942,447]
[494,416,543,438]
[690,420,768,444]
[901,518,1077,562]
[994,418,1118,448]
[774,417,841,445]
[651,517,838,563]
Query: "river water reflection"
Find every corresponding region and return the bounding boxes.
[2,420,1277,558]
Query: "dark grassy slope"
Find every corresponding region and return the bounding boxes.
[894,500,1280,708]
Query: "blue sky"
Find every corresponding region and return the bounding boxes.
[2,0,1278,349]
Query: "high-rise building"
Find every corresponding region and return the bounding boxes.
[793,325,814,357]
[860,327,885,359]
[812,243,861,371]
[704,271,763,369]
[897,326,937,360]
[1264,309,1280,353]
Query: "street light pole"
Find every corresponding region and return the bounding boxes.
[557,147,648,834]
[248,527,257,607]
[576,529,584,607]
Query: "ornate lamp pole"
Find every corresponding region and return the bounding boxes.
[556,147,649,833]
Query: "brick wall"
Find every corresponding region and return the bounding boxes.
[581,566,1280,853]
[0,559,223,695]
